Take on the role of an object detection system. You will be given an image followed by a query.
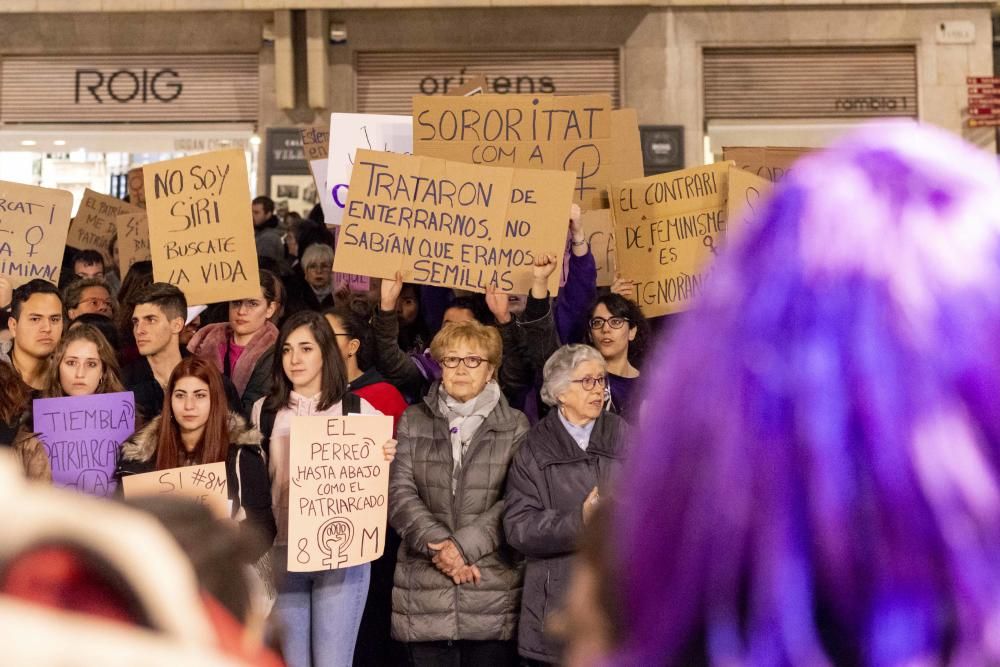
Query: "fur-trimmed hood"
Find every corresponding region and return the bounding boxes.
[121,411,263,464]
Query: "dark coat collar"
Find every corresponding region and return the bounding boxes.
[529,409,626,468]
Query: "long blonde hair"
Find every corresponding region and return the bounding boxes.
[42,324,125,397]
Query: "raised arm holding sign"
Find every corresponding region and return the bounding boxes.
[143,148,261,305]
[334,149,574,295]
[0,180,73,287]
[611,162,732,317]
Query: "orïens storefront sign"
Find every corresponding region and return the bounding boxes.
[0,55,258,123]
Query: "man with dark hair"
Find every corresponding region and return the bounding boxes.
[64,277,115,321]
[72,249,106,281]
[251,195,284,264]
[7,279,64,390]
[122,282,242,421]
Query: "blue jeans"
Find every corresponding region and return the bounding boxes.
[272,545,371,667]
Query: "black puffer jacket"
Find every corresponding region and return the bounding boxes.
[116,411,277,560]
[502,409,628,662]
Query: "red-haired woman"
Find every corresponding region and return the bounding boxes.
[116,356,275,559]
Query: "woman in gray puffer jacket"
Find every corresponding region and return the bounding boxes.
[389,321,529,666]
[503,345,628,665]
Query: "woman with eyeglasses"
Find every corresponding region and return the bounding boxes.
[389,320,529,666]
[187,270,283,416]
[586,293,650,418]
[284,243,336,317]
[502,344,627,666]
[63,277,116,322]
[42,324,125,398]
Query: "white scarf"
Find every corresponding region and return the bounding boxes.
[438,380,502,494]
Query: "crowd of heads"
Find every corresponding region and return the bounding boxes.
[6,121,1000,666]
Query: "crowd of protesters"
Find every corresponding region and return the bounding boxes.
[5,120,1000,667]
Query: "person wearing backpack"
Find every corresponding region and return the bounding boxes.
[251,311,396,667]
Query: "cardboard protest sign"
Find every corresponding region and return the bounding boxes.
[301,126,330,161]
[288,414,394,571]
[116,204,151,277]
[611,162,732,318]
[582,209,617,287]
[0,180,73,287]
[143,149,260,305]
[412,94,643,210]
[33,392,135,497]
[334,149,574,295]
[121,462,228,511]
[721,147,811,183]
[726,166,772,235]
[127,167,146,209]
[67,188,128,263]
[325,113,413,226]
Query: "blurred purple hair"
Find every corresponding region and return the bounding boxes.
[613,121,1000,666]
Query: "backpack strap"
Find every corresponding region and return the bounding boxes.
[258,407,277,457]
[341,391,362,415]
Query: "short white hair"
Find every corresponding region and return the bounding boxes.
[540,344,606,406]
[301,243,333,268]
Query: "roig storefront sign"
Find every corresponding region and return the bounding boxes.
[75,68,183,104]
[1,55,258,123]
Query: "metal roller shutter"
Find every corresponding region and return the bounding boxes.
[0,55,259,124]
[703,46,918,119]
[356,50,621,114]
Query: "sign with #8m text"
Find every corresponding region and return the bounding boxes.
[143,148,260,305]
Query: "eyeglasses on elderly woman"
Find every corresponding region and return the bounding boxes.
[440,355,488,369]
[570,375,607,391]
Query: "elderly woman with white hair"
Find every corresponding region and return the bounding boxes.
[502,344,629,665]
[285,243,335,316]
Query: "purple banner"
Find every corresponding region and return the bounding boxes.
[33,391,136,497]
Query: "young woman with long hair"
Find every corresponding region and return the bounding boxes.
[42,324,125,398]
[0,360,51,481]
[586,293,650,419]
[251,310,396,667]
[116,356,275,560]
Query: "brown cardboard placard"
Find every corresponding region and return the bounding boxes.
[0,180,73,288]
[67,188,128,263]
[127,167,146,209]
[143,148,261,305]
[334,149,574,295]
[121,461,228,514]
[116,204,151,277]
[581,208,617,287]
[288,414,394,572]
[301,126,331,161]
[721,146,811,183]
[726,166,772,236]
[412,94,643,210]
[611,162,732,318]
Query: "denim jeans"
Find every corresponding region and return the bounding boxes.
[272,545,371,667]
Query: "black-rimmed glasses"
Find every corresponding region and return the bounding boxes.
[589,316,630,330]
[440,355,488,369]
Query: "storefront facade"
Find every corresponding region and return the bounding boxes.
[0,3,993,208]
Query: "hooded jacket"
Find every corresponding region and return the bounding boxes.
[186,321,278,416]
[388,382,529,643]
[116,412,276,560]
[503,409,628,662]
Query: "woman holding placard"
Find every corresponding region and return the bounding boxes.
[116,356,275,560]
[41,324,125,398]
[251,310,397,667]
[389,320,529,667]
[187,270,283,416]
